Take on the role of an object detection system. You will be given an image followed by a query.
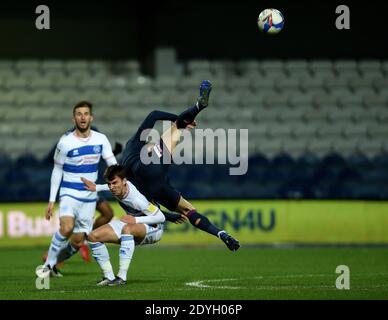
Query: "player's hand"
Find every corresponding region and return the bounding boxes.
[45,202,55,221]
[81,177,96,192]
[174,214,188,224]
[186,120,197,129]
[120,215,136,224]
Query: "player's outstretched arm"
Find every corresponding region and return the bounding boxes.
[81,177,110,192]
[161,210,188,224]
[81,177,97,192]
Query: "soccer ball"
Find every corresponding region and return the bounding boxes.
[257,8,284,34]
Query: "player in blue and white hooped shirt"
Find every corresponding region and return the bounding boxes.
[36,101,117,279]
[81,164,170,286]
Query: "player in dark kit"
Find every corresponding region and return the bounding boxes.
[96,80,240,251]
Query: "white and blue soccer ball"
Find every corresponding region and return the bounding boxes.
[257,8,284,34]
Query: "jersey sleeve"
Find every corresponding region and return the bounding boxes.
[129,192,159,215]
[125,183,165,224]
[53,138,67,166]
[101,135,117,166]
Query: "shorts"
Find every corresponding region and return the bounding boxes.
[129,160,181,211]
[108,220,164,246]
[59,196,96,234]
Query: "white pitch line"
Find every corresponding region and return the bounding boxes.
[185,274,330,290]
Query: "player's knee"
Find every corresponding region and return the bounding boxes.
[70,239,83,249]
[87,231,99,243]
[59,225,73,238]
[122,224,134,235]
[178,204,195,216]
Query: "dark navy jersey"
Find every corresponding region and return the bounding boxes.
[121,110,178,169]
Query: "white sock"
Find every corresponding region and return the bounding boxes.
[117,235,135,281]
[45,231,68,268]
[89,242,115,281]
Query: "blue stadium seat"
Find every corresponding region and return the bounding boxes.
[0,154,12,167]
[5,168,30,183]
[16,154,40,168]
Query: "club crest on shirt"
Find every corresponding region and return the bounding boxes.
[93,145,101,154]
[72,149,79,156]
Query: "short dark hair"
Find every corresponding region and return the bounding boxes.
[104,164,126,182]
[73,101,93,116]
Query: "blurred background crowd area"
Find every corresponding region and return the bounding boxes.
[0,57,387,201]
[0,0,387,201]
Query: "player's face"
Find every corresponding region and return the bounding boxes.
[107,176,126,198]
[73,106,93,133]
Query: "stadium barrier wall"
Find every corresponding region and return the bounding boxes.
[0,200,387,246]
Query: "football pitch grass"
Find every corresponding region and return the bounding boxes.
[0,245,387,300]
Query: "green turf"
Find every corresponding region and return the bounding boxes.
[0,246,387,299]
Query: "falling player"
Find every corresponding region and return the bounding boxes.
[84,81,240,251]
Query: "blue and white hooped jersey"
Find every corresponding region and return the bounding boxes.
[54,130,115,202]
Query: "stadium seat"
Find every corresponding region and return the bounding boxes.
[306,139,333,157]
[309,60,333,71]
[337,94,364,108]
[225,77,251,91]
[115,60,140,76]
[154,76,178,91]
[210,60,236,77]
[356,139,384,157]
[342,123,368,139]
[333,60,357,72]
[267,124,293,139]
[79,77,105,90]
[4,77,28,90]
[41,60,64,72]
[15,59,40,71]
[332,139,358,157]
[0,60,14,70]
[236,60,260,75]
[282,139,307,158]
[187,60,211,76]
[64,60,89,71]
[255,139,284,158]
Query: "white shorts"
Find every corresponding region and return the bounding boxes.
[109,220,164,246]
[59,196,96,234]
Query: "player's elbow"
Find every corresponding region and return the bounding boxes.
[158,211,166,223]
[147,110,163,121]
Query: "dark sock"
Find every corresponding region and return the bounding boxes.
[176,104,203,129]
[186,210,221,237]
[56,243,79,264]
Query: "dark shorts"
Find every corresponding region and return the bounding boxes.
[126,160,181,211]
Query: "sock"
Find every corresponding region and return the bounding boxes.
[45,231,68,268]
[176,104,204,129]
[89,242,115,281]
[117,235,135,281]
[56,243,79,264]
[217,230,227,238]
[186,210,221,237]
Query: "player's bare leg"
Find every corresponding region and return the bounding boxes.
[36,216,75,278]
[93,200,114,229]
[161,121,183,155]
[109,223,147,286]
[78,200,115,263]
[87,224,120,285]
